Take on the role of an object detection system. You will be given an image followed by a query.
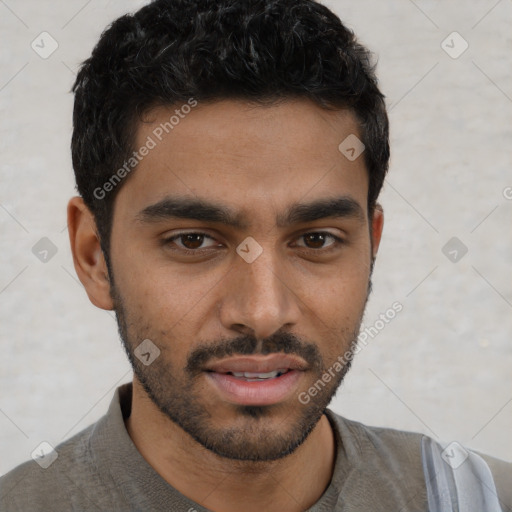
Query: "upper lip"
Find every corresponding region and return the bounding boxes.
[205,354,308,374]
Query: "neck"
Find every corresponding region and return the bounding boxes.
[125,379,336,512]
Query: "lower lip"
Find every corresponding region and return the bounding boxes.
[206,370,303,406]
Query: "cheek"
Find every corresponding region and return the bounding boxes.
[313,253,371,309]
[116,265,221,357]
[309,274,369,356]
[114,250,196,313]
[136,269,220,323]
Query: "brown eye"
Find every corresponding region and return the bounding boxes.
[296,232,343,251]
[163,232,219,252]
[303,233,329,249]
[180,233,205,249]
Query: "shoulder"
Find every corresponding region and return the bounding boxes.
[478,452,512,512]
[324,410,428,509]
[325,409,512,512]
[0,423,104,511]
[325,409,426,464]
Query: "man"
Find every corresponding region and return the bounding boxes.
[1,0,510,510]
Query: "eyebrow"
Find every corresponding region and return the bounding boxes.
[135,195,365,228]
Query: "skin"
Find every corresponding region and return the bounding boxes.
[68,99,384,512]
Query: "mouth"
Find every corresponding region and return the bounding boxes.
[212,368,291,382]
[204,355,307,406]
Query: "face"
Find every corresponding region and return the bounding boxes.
[108,99,382,461]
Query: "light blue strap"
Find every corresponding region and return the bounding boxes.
[421,436,503,512]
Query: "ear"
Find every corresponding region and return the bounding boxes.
[370,203,384,260]
[67,197,114,310]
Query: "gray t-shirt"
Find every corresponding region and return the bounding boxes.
[1,382,511,511]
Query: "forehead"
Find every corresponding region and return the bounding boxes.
[115,99,369,223]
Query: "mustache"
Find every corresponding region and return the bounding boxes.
[186,331,323,374]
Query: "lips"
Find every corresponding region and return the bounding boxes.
[204,354,307,405]
[205,354,308,374]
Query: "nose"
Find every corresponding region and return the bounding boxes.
[219,246,301,340]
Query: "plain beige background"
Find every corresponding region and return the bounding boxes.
[1,0,511,474]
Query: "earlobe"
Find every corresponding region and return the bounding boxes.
[371,204,384,259]
[67,197,114,310]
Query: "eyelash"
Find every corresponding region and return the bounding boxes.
[162,231,345,255]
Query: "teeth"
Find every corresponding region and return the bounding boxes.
[244,370,279,379]
[230,369,288,379]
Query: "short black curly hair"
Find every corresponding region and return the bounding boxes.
[72,0,389,267]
